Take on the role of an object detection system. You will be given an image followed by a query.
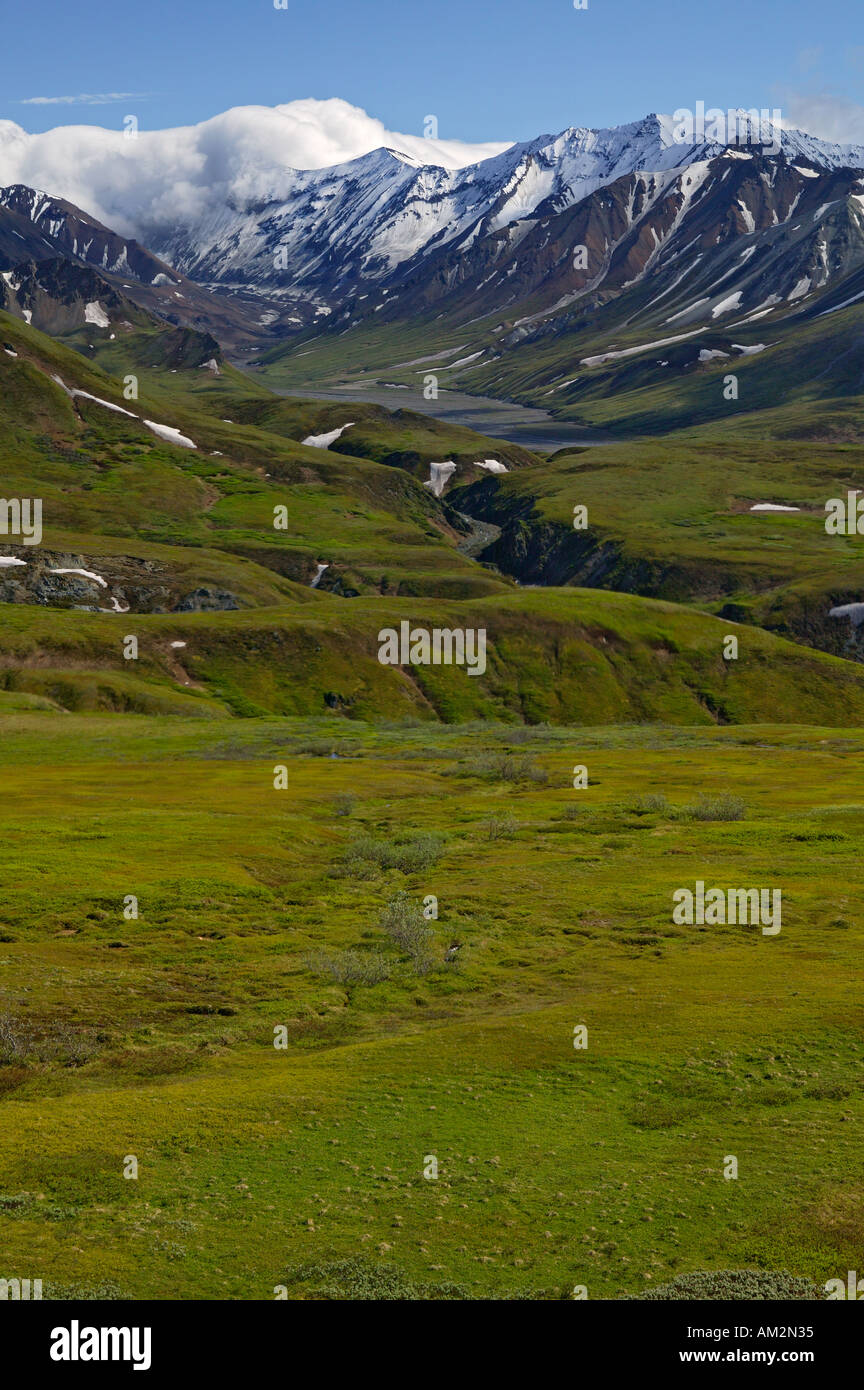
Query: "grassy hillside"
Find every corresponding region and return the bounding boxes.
[460,300,864,438]
[0,309,516,602]
[3,587,864,724]
[6,305,864,712]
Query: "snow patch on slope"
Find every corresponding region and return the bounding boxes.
[84,300,110,328]
[143,420,197,449]
[424,461,457,497]
[301,422,356,448]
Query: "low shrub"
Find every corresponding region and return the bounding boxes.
[0,1014,97,1067]
[282,1258,469,1301]
[304,949,391,986]
[334,832,444,878]
[483,813,518,841]
[460,752,548,784]
[630,1269,820,1300]
[680,794,747,822]
[628,793,671,816]
[380,892,433,959]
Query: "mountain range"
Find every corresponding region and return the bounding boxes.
[143,113,864,302]
[0,109,862,435]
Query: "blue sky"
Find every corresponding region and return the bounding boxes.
[1,0,862,142]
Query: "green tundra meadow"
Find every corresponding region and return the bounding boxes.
[1,715,863,1300]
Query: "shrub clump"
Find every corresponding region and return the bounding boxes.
[282,1258,469,1301]
[46,1280,128,1300]
[304,949,391,986]
[461,752,548,784]
[630,1270,820,1300]
[379,892,435,974]
[0,1014,97,1067]
[483,813,518,841]
[281,1257,568,1301]
[334,832,444,879]
[628,793,671,816]
[680,794,747,822]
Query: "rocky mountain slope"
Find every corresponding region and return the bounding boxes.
[141,114,864,302]
[4,113,863,356]
[0,186,298,352]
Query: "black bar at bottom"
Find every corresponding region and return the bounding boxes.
[2,1297,856,1376]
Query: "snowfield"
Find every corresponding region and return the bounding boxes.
[582,330,701,365]
[84,301,110,328]
[51,376,137,416]
[301,423,356,449]
[424,462,457,497]
[48,567,108,587]
[51,375,199,449]
[142,421,197,449]
[712,292,743,318]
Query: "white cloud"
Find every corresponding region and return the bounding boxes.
[780,91,864,145]
[0,98,512,240]
[19,93,149,106]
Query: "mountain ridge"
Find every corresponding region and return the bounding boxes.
[142,112,864,300]
[2,108,863,434]
[4,110,863,304]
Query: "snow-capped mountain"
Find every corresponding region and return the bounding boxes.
[359,147,864,328]
[1,109,863,375]
[0,185,304,352]
[142,113,864,301]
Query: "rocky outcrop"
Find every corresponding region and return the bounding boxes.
[0,549,239,613]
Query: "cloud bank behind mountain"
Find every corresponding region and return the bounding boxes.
[0,98,513,242]
[2,94,863,256]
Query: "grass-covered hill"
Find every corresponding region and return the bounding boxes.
[4,588,864,724]
[0,308,516,611]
